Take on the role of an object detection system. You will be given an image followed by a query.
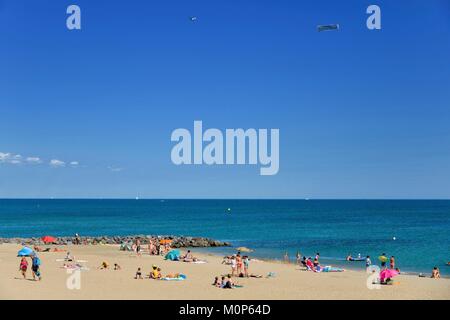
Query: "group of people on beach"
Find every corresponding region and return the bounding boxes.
[19,254,42,281]
[222,252,250,278]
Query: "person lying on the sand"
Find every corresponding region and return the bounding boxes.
[52,247,66,252]
[431,267,441,279]
[99,261,109,270]
[114,263,121,270]
[135,267,143,279]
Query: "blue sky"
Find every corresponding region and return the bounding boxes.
[0,0,449,199]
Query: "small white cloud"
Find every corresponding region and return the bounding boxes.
[108,166,123,172]
[0,152,22,164]
[70,161,79,166]
[50,159,66,167]
[26,157,42,164]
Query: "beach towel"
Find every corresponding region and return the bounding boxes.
[322,266,344,273]
[161,274,186,281]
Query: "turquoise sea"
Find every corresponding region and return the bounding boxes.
[0,199,449,276]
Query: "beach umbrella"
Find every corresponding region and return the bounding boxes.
[236,247,254,253]
[42,235,57,244]
[160,239,172,245]
[17,247,34,257]
[379,269,399,283]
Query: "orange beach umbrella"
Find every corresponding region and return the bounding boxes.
[42,235,57,244]
[159,239,172,245]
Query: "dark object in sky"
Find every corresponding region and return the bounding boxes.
[317,24,340,32]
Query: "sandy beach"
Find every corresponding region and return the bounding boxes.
[0,244,448,300]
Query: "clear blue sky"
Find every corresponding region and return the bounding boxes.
[1,0,449,199]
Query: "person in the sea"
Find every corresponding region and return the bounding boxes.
[346,254,353,261]
[431,267,441,279]
[366,256,372,268]
[390,256,395,269]
[31,254,42,281]
[243,256,250,278]
[19,257,28,279]
[135,267,143,279]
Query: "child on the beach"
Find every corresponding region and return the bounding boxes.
[99,261,109,270]
[19,257,28,279]
[150,265,161,279]
[135,267,143,279]
[114,263,121,270]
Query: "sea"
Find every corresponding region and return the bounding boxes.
[0,199,449,276]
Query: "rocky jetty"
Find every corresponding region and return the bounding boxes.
[0,235,231,248]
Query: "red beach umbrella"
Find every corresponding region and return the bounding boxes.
[42,235,57,244]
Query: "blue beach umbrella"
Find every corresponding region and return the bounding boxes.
[17,247,34,257]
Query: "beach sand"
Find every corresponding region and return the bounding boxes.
[0,244,448,300]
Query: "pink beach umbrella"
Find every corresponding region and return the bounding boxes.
[379,269,399,283]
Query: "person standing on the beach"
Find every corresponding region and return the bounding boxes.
[135,239,141,257]
[31,254,42,281]
[390,256,395,269]
[19,257,28,279]
[296,251,301,265]
[231,255,237,277]
[236,254,243,275]
[243,256,249,278]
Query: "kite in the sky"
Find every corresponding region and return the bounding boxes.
[190,16,198,22]
[317,24,340,32]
